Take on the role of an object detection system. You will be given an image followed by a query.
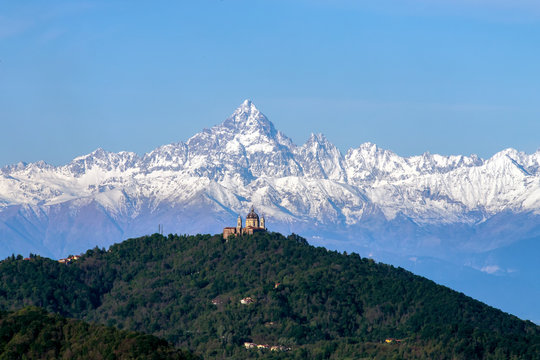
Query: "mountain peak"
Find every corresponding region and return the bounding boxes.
[239,98,255,110]
[304,133,337,150]
[231,99,263,121]
[219,100,276,137]
[307,133,331,144]
[308,133,326,142]
[185,100,296,159]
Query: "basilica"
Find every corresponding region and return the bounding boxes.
[223,206,266,239]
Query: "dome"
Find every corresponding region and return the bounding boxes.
[246,206,259,220]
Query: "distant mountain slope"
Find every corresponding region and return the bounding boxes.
[1,233,538,359]
[0,307,196,360]
[1,100,539,323]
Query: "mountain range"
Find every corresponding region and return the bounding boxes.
[1,100,539,323]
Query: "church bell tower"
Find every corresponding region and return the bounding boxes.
[236,214,242,232]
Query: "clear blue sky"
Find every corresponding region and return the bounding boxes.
[1,0,539,167]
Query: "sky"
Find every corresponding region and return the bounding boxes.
[1,0,539,167]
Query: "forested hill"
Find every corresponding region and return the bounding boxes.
[1,232,539,359]
[0,307,197,359]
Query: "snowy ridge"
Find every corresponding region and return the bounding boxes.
[1,99,540,259]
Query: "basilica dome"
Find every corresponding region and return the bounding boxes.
[246,206,259,220]
[245,206,260,228]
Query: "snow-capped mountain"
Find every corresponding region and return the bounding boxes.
[1,99,540,260]
[2,99,540,322]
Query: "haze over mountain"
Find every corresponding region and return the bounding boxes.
[1,100,539,323]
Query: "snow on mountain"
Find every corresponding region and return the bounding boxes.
[1,99,539,260]
[296,133,347,182]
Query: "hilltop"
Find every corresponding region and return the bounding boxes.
[0,232,538,359]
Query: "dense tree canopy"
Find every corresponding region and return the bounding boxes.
[1,232,539,359]
[0,306,197,359]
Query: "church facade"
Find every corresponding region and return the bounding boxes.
[223,206,266,239]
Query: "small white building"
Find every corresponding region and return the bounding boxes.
[240,297,255,305]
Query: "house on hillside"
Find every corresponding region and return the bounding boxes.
[211,298,223,306]
[58,255,82,264]
[271,345,290,352]
[240,297,255,305]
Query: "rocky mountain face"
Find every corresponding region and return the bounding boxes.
[1,100,539,322]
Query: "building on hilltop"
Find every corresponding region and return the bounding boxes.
[223,206,266,239]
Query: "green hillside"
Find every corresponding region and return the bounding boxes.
[1,232,539,359]
[0,306,196,359]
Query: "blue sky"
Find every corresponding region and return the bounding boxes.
[1,0,539,166]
